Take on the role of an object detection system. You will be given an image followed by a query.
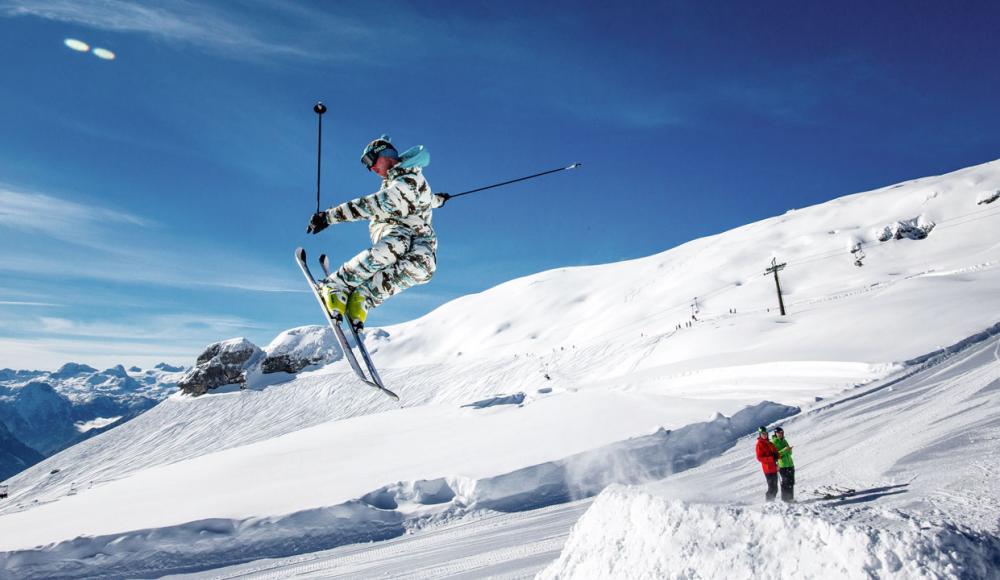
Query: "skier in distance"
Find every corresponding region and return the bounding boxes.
[306,135,449,330]
[755,426,780,502]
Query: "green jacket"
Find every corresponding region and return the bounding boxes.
[771,436,794,468]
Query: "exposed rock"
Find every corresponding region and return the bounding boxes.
[262,326,340,375]
[179,338,264,396]
[261,355,308,375]
[876,216,935,242]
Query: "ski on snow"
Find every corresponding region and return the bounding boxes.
[294,247,398,401]
[810,485,858,500]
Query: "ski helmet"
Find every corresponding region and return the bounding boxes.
[758,426,768,436]
[361,134,399,169]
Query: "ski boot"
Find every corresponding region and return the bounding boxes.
[347,290,372,330]
[320,281,349,321]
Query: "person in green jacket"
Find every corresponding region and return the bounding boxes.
[771,426,795,502]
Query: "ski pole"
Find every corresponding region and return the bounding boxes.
[313,102,327,213]
[449,163,582,199]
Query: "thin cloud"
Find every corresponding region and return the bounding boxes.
[0,300,62,307]
[0,186,152,250]
[0,184,302,293]
[31,313,268,341]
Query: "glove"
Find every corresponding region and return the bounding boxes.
[306,211,329,234]
[432,192,451,208]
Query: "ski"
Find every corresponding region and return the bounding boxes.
[319,254,388,390]
[810,486,858,500]
[295,247,398,401]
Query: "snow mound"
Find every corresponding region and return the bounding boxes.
[0,501,402,579]
[459,401,797,512]
[261,325,341,374]
[540,486,1000,580]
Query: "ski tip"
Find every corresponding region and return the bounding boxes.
[295,247,306,259]
[362,380,398,401]
[567,162,582,169]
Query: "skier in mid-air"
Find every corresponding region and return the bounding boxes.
[306,135,449,329]
[755,426,780,502]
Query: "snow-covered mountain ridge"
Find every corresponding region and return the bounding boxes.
[191,158,1000,398]
[1,159,998,578]
[0,363,184,479]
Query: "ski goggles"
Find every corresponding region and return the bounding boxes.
[360,141,398,169]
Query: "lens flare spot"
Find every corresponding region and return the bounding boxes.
[64,38,90,52]
[92,47,116,60]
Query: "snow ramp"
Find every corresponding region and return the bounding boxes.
[540,486,1000,580]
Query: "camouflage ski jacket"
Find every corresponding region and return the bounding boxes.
[325,166,445,243]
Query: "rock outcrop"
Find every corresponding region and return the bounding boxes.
[876,216,935,242]
[178,338,264,396]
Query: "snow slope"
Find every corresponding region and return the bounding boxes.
[542,325,1000,579]
[176,322,1000,580]
[0,159,998,578]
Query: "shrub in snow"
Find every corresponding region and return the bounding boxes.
[178,338,264,396]
[876,216,935,242]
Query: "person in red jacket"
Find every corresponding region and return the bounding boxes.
[755,426,780,501]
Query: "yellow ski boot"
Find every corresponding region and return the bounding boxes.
[347,291,371,330]
[321,285,349,321]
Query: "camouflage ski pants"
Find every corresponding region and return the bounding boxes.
[328,225,437,308]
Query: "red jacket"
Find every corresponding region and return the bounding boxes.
[756,437,779,474]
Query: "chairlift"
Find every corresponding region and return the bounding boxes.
[851,244,866,267]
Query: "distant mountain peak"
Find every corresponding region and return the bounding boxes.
[154,363,184,372]
[52,363,98,378]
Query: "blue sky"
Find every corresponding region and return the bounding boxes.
[1,1,999,370]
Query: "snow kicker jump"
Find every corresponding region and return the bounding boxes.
[295,247,398,400]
